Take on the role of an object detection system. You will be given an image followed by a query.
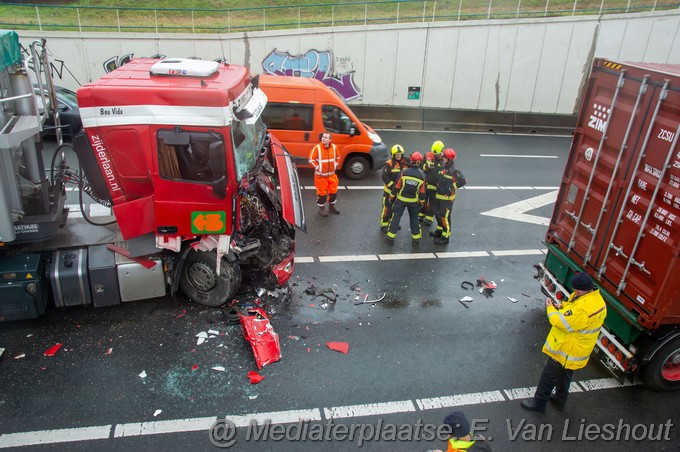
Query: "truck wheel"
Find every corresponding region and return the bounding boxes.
[179,250,241,307]
[643,336,680,391]
[343,155,369,180]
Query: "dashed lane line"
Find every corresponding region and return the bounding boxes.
[297,249,545,263]
[0,378,641,448]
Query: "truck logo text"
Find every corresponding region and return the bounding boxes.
[91,134,122,192]
[587,103,610,133]
[99,107,124,116]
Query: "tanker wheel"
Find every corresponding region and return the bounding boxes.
[179,250,241,307]
[643,336,680,391]
[343,155,369,180]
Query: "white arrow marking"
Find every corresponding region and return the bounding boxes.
[480,190,558,226]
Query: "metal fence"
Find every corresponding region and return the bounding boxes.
[0,1,677,34]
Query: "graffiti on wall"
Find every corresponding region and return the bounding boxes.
[262,49,361,102]
[20,44,82,85]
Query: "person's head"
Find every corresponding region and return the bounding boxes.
[444,411,470,440]
[432,140,445,155]
[391,144,405,160]
[442,148,456,165]
[321,132,332,147]
[571,272,594,295]
[425,152,435,168]
[409,151,423,166]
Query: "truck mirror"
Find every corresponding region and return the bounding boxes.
[209,141,226,174]
[212,175,227,199]
[349,125,357,136]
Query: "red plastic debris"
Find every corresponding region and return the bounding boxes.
[248,371,264,384]
[192,365,199,371]
[176,309,187,319]
[326,342,349,354]
[239,307,281,369]
[307,347,311,353]
[43,343,63,357]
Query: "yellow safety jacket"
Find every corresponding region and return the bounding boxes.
[542,289,607,370]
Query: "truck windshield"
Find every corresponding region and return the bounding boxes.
[232,116,266,180]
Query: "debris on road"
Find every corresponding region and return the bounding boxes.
[0,348,4,358]
[461,281,475,290]
[354,292,386,305]
[459,296,473,309]
[239,307,281,369]
[14,353,25,360]
[195,331,208,345]
[507,297,518,303]
[477,277,497,297]
[211,366,226,372]
[139,371,147,379]
[175,309,187,319]
[326,342,349,354]
[247,371,264,384]
[105,348,113,355]
[153,410,162,417]
[43,343,63,357]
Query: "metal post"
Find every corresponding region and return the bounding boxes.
[365,4,368,26]
[653,0,657,11]
[517,0,521,18]
[77,8,82,32]
[191,10,195,33]
[422,1,426,22]
[154,10,158,33]
[397,3,400,24]
[35,6,42,32]
[432,0,437,22]
[488,0,492,19]
[626,0,631,12]
[228,11,231,33]
[117,9,121,32]
[458,0,462,21]
[263,9,265,31]
[599,0,604,14]
[298,7,300,29]
[572,0,577,16]
[545,0,549,16]
[332,5,335,27]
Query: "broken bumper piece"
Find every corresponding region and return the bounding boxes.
[239,307,281,369]
[271,251,295,286]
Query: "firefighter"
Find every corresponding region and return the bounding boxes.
[431,140,445,171]
[309,132,340,216]
[430,148,458,245]
[380,144,408,232]
[418,151,437,226]
[385,152,426,246]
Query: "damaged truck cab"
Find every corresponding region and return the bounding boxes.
[74,58,306,307]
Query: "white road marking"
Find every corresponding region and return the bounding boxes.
[0,425,112,448]
[480,154,559,158]
[435,251,489,258]
[491,249,545,256]
[295,256,315,263]
[416,391,505,410]
[324,401,416,420]
[319,255,378,262]
[114,417,217,437]
[223,409,322,428]
[378,253,437,260]
[480,190,558,226]
[0,377,640,448]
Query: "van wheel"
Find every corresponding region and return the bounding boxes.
[343,155,369,180]
[643,336,680,391]
[179,250,241,307]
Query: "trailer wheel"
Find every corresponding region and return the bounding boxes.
[643,336,680,391]
[343,155,369,180]
[179,250,241,307]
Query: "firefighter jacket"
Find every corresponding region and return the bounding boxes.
[446,437,493,451]
[421,161,439,192]
[542,289,607,370]
[436,162,457,201]
[309,143,339,177]
[381,157,408,194]
[391,166,426,204]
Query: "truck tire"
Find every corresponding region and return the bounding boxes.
[643,336,680,391]
[343,155,369,180]
[179,250,241,307]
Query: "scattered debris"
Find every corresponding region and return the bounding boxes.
[507,297,518,303]
[153,410,162,417]
[175,309,187,319]
[460,281,475,290]
[196,331,208,345]
[287,335,300,340]
[354,292,386,305]
[247,371,264,384]
[105,348,113,355]
[192,365,199,371]
[460,296,474,302]
[211,366,226,372]
[326,342,349,354]
[522,293,531,298]
[477,277,497,297]
[239,307,281,369]
[14,353,25,360]
[139,371,147,379]
[0,348,4,358]
[249,395,259,400]
[26,334,33,338]
[208,329,220,336]
[43,343,63,357]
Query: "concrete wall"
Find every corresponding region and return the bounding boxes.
[17,10,680,116]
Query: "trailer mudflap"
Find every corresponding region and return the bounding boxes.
[239,307,281,369]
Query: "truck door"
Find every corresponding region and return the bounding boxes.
[154,129,233,237]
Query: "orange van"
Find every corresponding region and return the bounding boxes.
[257,74,389,179]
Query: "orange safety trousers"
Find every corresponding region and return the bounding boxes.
[314,173,339,206]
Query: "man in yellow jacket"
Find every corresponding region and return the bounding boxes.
[521,272,607,412]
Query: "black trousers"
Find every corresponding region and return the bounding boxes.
[533,357,574,408]
[387,200,422,239]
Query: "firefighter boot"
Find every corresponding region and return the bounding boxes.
[319,205,329,217]
[429,230,442,238]
[329,204,340,215]
[433,236,449,245]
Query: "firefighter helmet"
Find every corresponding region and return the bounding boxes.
[443,148,457,160]
[431,141,445,154]
[391,144,405,156]
[410,152,423,164]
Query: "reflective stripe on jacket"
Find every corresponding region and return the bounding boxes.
[542,289,607,370]
[382,158,408,193]
[436,163,457,201]
[309,143,339,176]
[446,437,493,451]
[391,167,426,203]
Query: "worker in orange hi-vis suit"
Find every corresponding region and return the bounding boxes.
[308,132,340,217]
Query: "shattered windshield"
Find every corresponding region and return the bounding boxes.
[232,116,266,180]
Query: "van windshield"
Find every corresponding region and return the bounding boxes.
[232,116,266,180]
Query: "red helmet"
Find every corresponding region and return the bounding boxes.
[425,152,435,161]
[443,148,456,160]
[410,152,423,164]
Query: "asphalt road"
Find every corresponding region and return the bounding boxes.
[0,130,678,451]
